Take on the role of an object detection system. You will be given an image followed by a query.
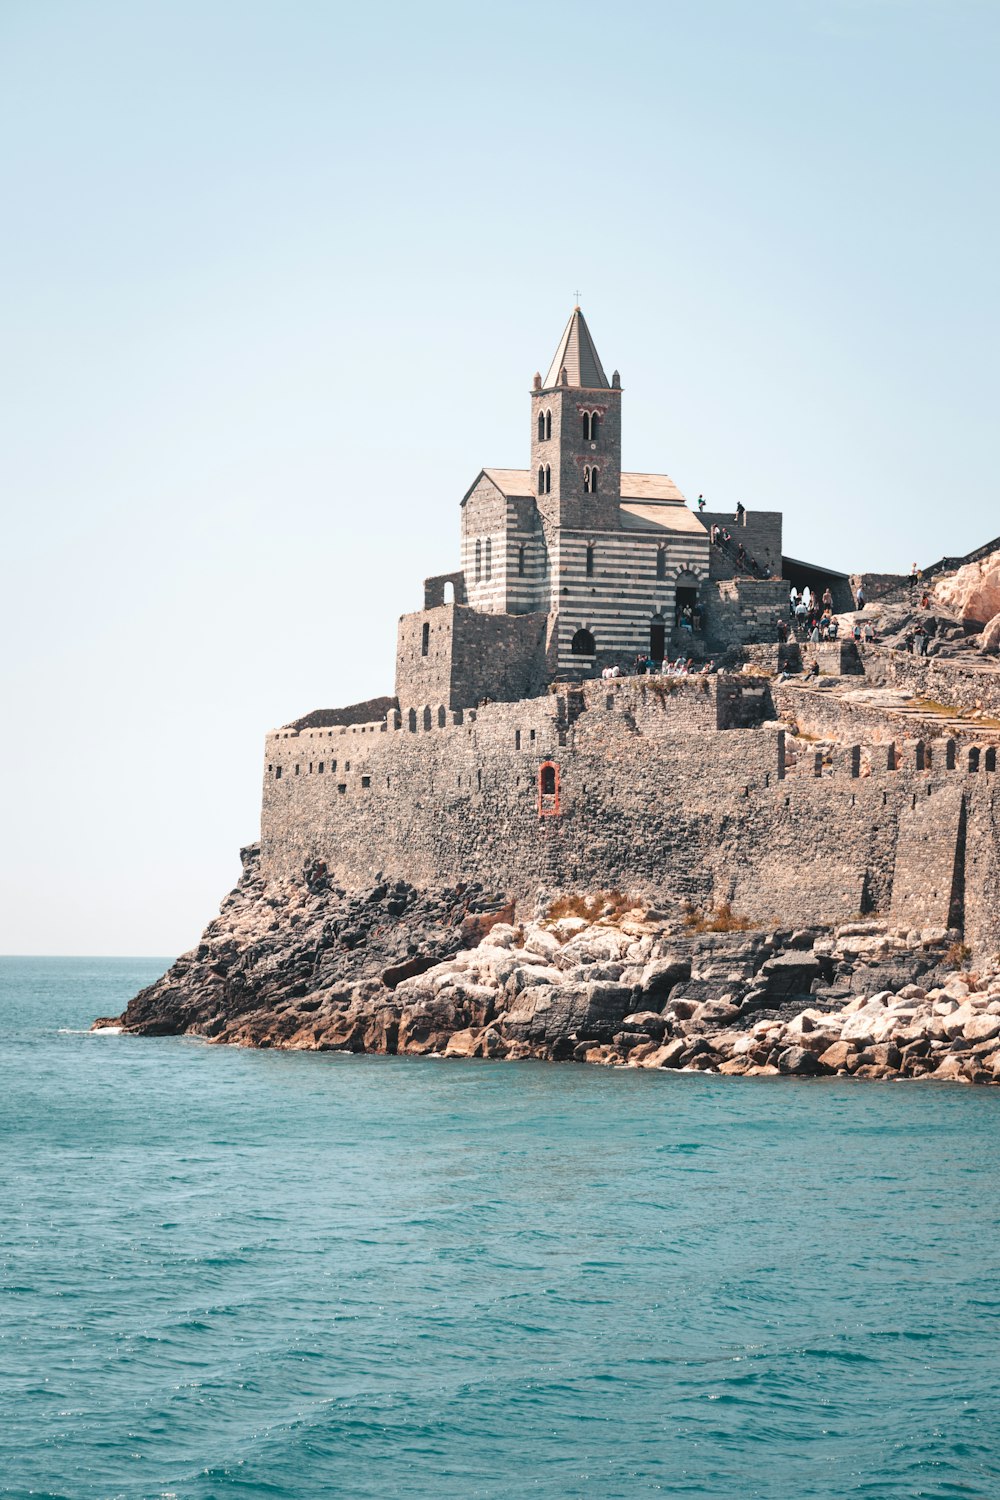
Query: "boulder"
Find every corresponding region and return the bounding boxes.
[620,1010,668,1039]
[639,956,691,1000]
[690,997,742,1028]
[776,1045,822,1075]
[818,1040,858,1071]
[981,612,1000,654]
[933,553,1000,626]
[760,953,825,996]
[965,1014,1000,1043]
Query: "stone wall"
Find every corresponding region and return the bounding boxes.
[702,510,783,580]
[704,578,787,648]
[858,647,1000,718]
[394,604,550,713]
[291,697,398,730]
[260,680,1000,957]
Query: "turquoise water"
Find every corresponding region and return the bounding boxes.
[3,958,1000,1499]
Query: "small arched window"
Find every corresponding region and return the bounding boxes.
[545,409,551,440]
[590,467,598,494]
[544,464,551,494]
[537,412,545,441]
[656,547,667,580]
[537,465,545,494]
[582,412,591,441]
[585,543,594,576]
[571,627,595,655]
[421,621,429,657]
[590,412,599,441]
[538,760,560,817]
[518,543,526,577]
[485,538,492,580]
[475,539,482,581]
[583,466,591,493]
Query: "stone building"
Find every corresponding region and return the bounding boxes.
[395,308,774,712]
[257,308,1000,960]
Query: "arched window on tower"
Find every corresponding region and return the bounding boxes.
[590,412,599,441]
[475,539,482,581]
[585,543,595,576]
[518,543,526,577]
[590,467,598,494]
[545,409,551,440]
[544,464,551,494]
[421,621,430,657]
[537,412,545,441]
[571,627,595,655]
[485,538,492,580]
[583,466,592,493]
[656,546,667,580]
[582,412,591,441]
[537,465,545,494]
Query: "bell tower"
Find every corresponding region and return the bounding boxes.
[530,307,622,534]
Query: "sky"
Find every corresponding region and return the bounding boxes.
[1,0,997,956]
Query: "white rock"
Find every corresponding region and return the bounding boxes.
[525,928,561,961]
[550,916,589,941]
[965,1014,1000,1042]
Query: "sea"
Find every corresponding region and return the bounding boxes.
[3,956,1000,1500]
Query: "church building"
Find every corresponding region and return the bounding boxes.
[395,308,785,711]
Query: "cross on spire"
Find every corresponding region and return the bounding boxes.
[572,289,582,307]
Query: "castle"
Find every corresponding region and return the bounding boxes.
[259,311,1000,958]
[394,306,794,710]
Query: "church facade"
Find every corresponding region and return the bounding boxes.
[395,308,782,712]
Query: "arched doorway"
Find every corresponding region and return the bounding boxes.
[675,570,700,628]
[649,611,666,661]
[571,628,595,656]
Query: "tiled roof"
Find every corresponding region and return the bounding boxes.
[620,471,685,503]
[620,502,708,537]
[543,308,610,389]
[478,467,697,523]
[481,468,535,497]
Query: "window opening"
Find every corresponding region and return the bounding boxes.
[585,544,594,576]
[518,543,525,576]
[538,760,560,816]
[421,621,430,656]
[475,539,482,581]
[485,538,492,580]
[571,627,595,655]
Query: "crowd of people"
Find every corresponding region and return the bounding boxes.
[599,656,717,680]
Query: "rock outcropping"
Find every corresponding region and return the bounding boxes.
[99,847,1000,1086]
[933,553,1000,627]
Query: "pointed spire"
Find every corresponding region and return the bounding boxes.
[543,307,610,390]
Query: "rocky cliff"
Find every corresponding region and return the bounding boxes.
[100,847,1000,1085]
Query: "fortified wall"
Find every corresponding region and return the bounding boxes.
[260,674,1000,958]
[253,309,1000,968]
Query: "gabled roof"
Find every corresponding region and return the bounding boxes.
[482,467,535,497]
[461,467,537,505]
[543,307,610,390]
[463,468,703,535]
